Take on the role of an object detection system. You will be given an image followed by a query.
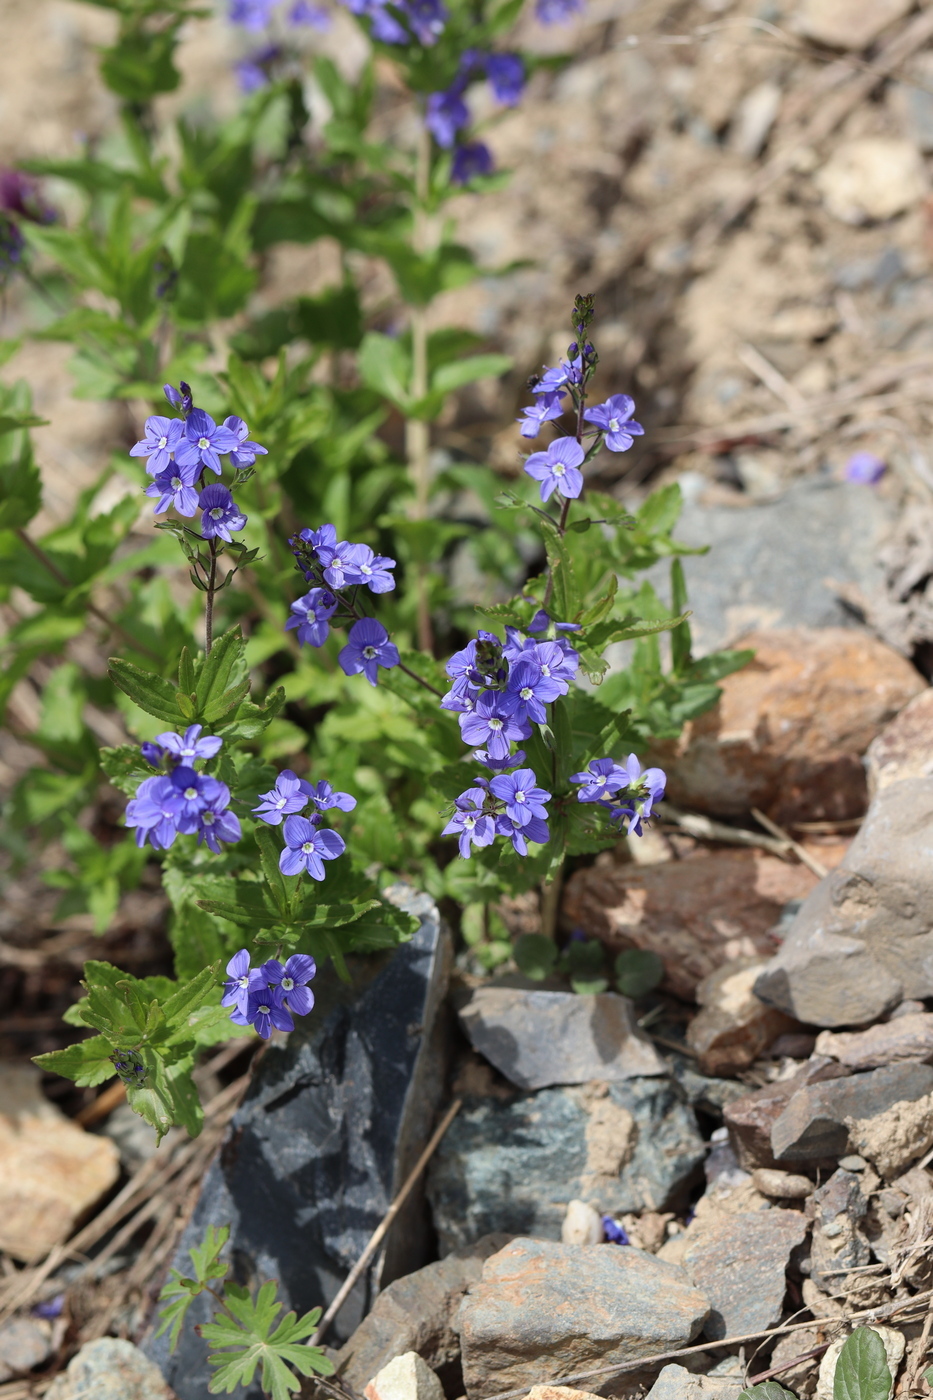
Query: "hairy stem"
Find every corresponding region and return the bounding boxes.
[539,861,564,941]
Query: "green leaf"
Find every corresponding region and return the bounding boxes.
[833,1328,892,1400]
[195,628,250,723]
[109,657,187,725]
[33,1036,116,1087]
[358,332,411,410]
[159,964,219,1039]
[739,1385,799,1400]
[615,949,664,998]
[538,513,580,620]
[254,825,291,916]
[431,353,511,395]
[100,29,181,101]
[669,558,692,675]
[513,933,558,981]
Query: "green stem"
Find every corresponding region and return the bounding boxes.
[406,121,434,655]
[205,539,218,655]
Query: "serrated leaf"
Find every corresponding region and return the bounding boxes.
[254,825,290,916]
[109,657,186,725]
[833,1328,892,1400]
[33,1035,116,1087]
[196,628,250,723]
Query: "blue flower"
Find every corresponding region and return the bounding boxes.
[199,483,248,542]
[406,0,447,43]
[524,436,585,502]
[535,0,583,23]
[473,747,526,771]
[129,416,186,475]
[496,811,549,855]
[261,953,316,1015]
[285,587,338,647]
[279,815,346,879]
[343,543,397,593]
[517,392,565,439]
[320,538,363,589]
[229,0,274,28]
[603,1216,629,1244]
[176,408,240,473]
[221,949,262,1015]
[451,142,493,184]
[195,791,241,853]
[307,779,356,812]
[505,658,563,724]
[125,775,184,850]
[236,988,294,1039]
[441,786,496,858]
[459,691,531,761]
[144,460,201,517]
[156,724,223,763]
[168,766,225,826]
[140,741,166,768]
[489,768,550,827]
[570,757,629,803]
[486,53,524,105]
[845,451,886,485]
[288,0,330,23]
[163,382,192,414]
[300,523,337,557]
[533,357,583,395]
[224,415,268,468]
[253,769,313,825]
[426,88,470,149]
[338,617,400,686]
[583,394,644,452]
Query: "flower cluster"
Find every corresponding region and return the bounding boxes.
[443,769,552,858]
[0,168,55,281]
[340,0,447,46]
[130,383,264,544]
[286,525,401,686]
[222,948,317,1038]
[425,50,524,184]
[253,768,354,878]
[569,754,666,837]
[126,725,241,852]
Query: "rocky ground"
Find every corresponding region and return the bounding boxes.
[7,0,933,1396]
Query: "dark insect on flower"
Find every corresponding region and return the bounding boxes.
[110,1048,148,1086]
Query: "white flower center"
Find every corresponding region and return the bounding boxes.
[488,718,503,731]
[361,564,372,575]
[276,796,287,808]
[301,841,315,853]
[158,436,168,449]
[198,436,210,449]
[210,507,223,520]
[464,815,476,829]
[541,664,551,676]
[363,645,377,659]
[203,812,215,825]
[554,463,565,477]
[515,791,526,802]
[171,476,182,490]
[609,417,619,431]
[520,686,533,700]
[282,976,294,990]
[184,786,197,800]
[258,1003,271,1015]
[596,774,606,785]
[237,974,249,988]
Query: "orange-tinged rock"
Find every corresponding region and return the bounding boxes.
[866,687,933,797]
[650,628,924,824]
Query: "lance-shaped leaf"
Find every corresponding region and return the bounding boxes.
[255,825,291,917]
[33,1035,116,1087]
[109,657,188,726]
[195,628,251,723]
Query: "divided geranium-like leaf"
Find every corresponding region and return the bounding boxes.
[833,1328,892,1400]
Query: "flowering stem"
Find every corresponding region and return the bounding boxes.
[539,862,564,941]
[339,590,443,698]
[205,539,218,655]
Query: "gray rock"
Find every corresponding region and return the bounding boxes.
[808,1169,870,1291]
[427,1079,705,1254]
[457,988,665,1091]
[334,1236,512,1393]
[643,477,892,657]
[457,1238,710,1398]
[645,1364,743,1400]
[724,1058,850,1170]
[45,1339,175,1400]
[681,1209,809,1340]
[0,1317,54,1382]
[669,1057,752,1115]
[771,1062,933,1162]
[98,1100,160,1173]
[814,1013,933,1071]
[754,780,933,1027]
[146,890,451,1400]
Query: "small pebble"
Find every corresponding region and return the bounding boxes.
[837,1154,868,1171]
[751,1168,813,1199]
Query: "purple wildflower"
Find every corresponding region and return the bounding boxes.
[486,53,524,105]
[196,792,241,853]
[473,747,526,771]
[496,811,549,855]
[229,0,274,27]
[426,89,470,149]
[320,538,363,589]
[570,757,629,803]
[406,0,447,44]
[279,815,346,879]
[199,483,247,542]
[300,523,337,558]
[140,741,166,767]
[517,392,565,439]
[459,691,531,762]
[144,459,201,517]
[524,435,585,502]
[288,0,330,22]
[845,451,886,485]
[168,766,223,827]
[489,768,551,827]
[307,780,356,812]
[344,543,397,593]
[535,0,583,22]
[253,769,313,825]
[235,54,271,91]
[156,724,223,763]
[163,382,192,414]
[531,639,580,691]
[224,415,268,468]
[176,408,240,474]
[368,2,408,42]
[239,987,294,1039]
[285,588,338,647]
[602,1216,629,1245]
[261,953,316,1016]
[583,394,644,452]
[125,775,184,850]
[505,659,563,724]
[451,142,493,184]
[528,609,581,634]
[221,949,262,1015]
[532,357,583,395]
[338,617,400,686]
[442,786,496,858]
[129,416,186,475]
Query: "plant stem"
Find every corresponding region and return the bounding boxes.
[398,660,444,698]
[539,861,564,941]
[205,539,218,655]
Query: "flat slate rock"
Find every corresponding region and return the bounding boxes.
[458,1238,710,1398]
[457,988,665,1090]
[682,1208,809,1339]
[645,1365,743,1400]
[771,1061,933,1161]
[427,1078,704,1254]
[146,890,451,1400]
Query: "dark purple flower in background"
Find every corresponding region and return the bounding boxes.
[583,394,643,452]
[285,587,338,647]
[253,769,313,825]
[224,415,268,468]
[426,88,470,148]
[140,741,166,768]
[288,0,330,23]
[344,543,397,593]
[602,1216,629,1245]
[144,460,201,517]
[338,617,400,686]
[845,451,886,485]
[177,409,240,474]
[524,435,585,502]
[451,142,493,184]
[163,382,193,414]
[489,768,550,827]
[486,53,524,105]
[517,392,565,439]
[130,415,186,475]
[222,949,260,1015]
[406,0,447,43]
[229,0,275,27]
[442,785,496,858]
[307,779,356,812]
[459,691,530,761]
[199,483,247,542]
[535,0,583,23]
[279,815,346,878]
[31,1296,65,1321]
[262,953,317,1015]
[156,724,223,763]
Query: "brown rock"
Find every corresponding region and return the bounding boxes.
[457,1238,709,1398]
[771,1062,933,1162]
[563,849,819,1001]
[751,1168,813,1200]
[526,1389,604,1400]
[686,959,800,1077]
[648,628,923,824]
[845,1094,933,1179]
[0,1065,120,1262]
[866,688,933,798]
[681,1208,809,1339]
[814,1014,933,1071]
[724,1058,849,1170]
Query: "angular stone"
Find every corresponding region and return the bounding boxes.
[648,628,923,824]
[0,1064,120,1262]
[866,688,933,797]
[681,1209,809,1340]
[794,0,912,49]
[686,959,799,1077]
[0,1317,54,1382]
[755,780,933,1027]
[808,1169,870,1290]
[564,849,817,1001]
[771,1062,933,1162]
[724,1059,849,1170]
[751,1168,813,1200]
[427,1079,704,1254]
[147,891,451,1400]
[334,1237,512,1392]
[815,1014,933,1071]
[456,988,665,1090]
[846,1093,933,1179]
[457,1238,710,1398]
[816,139,928,225]
[45,1339,176,1400]
[526,1388,604,1400]
[364,1353,445,1400]
[644,1365,743,1400]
